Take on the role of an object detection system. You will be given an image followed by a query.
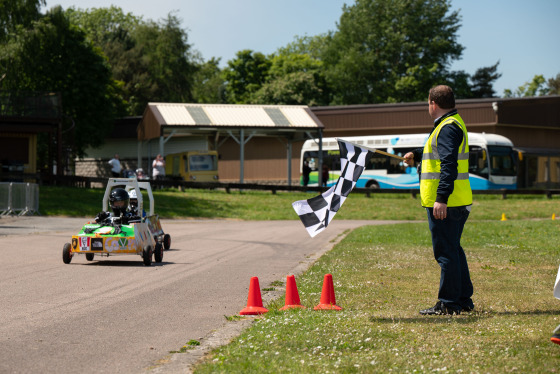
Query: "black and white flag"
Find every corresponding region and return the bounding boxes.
[292,139,373,237]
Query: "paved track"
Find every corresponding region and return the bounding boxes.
[0,216,395,373]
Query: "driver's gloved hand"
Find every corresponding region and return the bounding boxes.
[95,211,109,223]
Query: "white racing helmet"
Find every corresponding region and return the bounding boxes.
[129,189,137,199]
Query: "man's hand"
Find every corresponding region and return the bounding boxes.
[403,152,415,167]
[433,202,447,220]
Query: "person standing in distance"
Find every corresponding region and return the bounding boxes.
[108,154,122,177]
[302,161,311,186]
[403,85,474,316]
[152,154,166,180]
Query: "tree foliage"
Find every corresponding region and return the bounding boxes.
[322,0,464,104]
[192,57,226,103]
[0,6,123,157]
[469,62,501,98]
[66,8,197,114]
[222,50,271,104]
[251,54,330,106]
[546,74,560,96]
[503,75,549,98]
[0,0,45,42]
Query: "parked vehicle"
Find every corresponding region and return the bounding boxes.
[300,132,518,190]
[165,150,219,182]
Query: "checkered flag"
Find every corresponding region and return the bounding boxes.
[293,139,373,237]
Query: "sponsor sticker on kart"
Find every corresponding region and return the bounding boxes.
[104,237,134,252]
[135,222,152,249]
[91,237,104,251]
[79,236,90,251]
[147,216,164,236]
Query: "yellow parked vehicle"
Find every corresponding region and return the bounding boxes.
[165,150,219,182]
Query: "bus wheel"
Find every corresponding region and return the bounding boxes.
[366,181,380,189]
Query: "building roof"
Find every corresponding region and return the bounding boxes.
[138,103,324,141]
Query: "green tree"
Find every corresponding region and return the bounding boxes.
[222,50,271,104]
[132,14,197,109]
[504,75,548,97]
[470,61,501,98]
[0,0,45,41]
[323,0,463,104]
[66,7,197,114]
[251,53,330,106]
[0,6,123,157]
[547,73,560,95]
[192,57,226,103]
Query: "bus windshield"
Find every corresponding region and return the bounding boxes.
[469,145,516,178]
[188,154,218,172]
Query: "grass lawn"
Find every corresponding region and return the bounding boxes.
[194,220,560,373]
[39,186,560,221]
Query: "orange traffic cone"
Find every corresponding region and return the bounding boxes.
[240,277,269,315]
[280,275,306,310]
[314,273,342,310]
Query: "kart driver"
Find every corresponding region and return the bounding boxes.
[128,189,146,218]
[95,188,141,226]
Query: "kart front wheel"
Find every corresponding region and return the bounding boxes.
[142,245,152,266]
[62,243,73,264]
[85,253,95,261]
[154,243,163,263]
[163,234,171,250]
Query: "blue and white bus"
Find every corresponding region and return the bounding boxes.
[300,132,517,190]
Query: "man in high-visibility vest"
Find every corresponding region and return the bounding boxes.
[404,85,474,315]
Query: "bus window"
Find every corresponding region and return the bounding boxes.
[487,146,517,176]
[468,146,488,177]
[189,154,218,171]
[302,151,341,172]
[369,148,416,174]
[367,153,388,170]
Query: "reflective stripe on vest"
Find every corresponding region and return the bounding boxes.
[420,114,473,207]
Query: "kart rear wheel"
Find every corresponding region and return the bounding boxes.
[163,234,171,250]
[142,245,152,266]
[85,253,95,261]
[154,243,163,263]
[62,243,73,264]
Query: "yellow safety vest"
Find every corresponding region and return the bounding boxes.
[420,114,472,207]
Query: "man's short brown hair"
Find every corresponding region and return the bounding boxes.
[429,85,455,109]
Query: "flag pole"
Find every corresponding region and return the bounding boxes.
[336,138,406,161]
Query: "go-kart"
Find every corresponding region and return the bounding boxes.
[62,178,171,266]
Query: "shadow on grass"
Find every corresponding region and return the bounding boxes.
[370,309,558,325]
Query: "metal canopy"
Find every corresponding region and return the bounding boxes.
[138,103,325,184]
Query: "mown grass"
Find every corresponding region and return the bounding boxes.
[194,220,560,373]
[39,186,560,221]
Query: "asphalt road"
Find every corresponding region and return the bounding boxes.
[0,216,395,373]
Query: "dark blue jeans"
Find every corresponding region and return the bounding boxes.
[427,206,474,311]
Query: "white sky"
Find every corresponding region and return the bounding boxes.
[43,0,560,96]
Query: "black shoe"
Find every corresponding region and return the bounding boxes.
[419,301,461,315]
[462,305,474,313]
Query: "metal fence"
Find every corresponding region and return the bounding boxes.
[0,182,40,216]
